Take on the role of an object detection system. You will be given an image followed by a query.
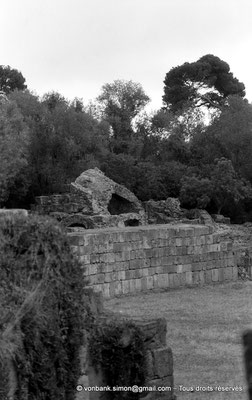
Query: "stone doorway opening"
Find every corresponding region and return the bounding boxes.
[108,193,138,215]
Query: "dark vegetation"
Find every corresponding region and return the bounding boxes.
[1,55,252,222]
[0,214,87,399]
[89,319,147,399]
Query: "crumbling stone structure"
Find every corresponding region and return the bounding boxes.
[87,316,174,400]
[33,168,146,229]
[144,198,184,224]
[69,223,237,298]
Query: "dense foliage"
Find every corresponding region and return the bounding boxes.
[88,319,147,400]
[163,54,245,112]
[0,214,87,400]
[0,65,27,94]
[1,56,252,221]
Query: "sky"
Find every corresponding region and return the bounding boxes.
[1,0,252,112]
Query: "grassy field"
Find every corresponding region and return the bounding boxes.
[105,281,252,400]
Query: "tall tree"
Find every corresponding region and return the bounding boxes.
[97,79,150,153]
[0,98,30,205]
[190,96,252,180]
[210,158,250,214]
[0,65,27,94]
[163,55,245,113]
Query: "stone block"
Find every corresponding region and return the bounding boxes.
[134,249,146,259]
[130,250,136,259]
[158,274,169,288]
[115,252,126,262]
[121,280,130,295]
[141,277,148,290]
[125,270,135,280]
[163,265,177,274]
[106,253,116,263]
[169,247,177,256]
[142,268,149,277]
[224,266,233,280]
[183,227,195,237]
[68,234,83,246]
[192,271,199,284]
[212,233,221,243]
[142,236,152,249]
[175,238,183,246]
[131,240,142,249]
[199,270,205,284]
[111,281,122,296]
[211,269,219,282]
[145,349,154,379]
[135,278,142,291]
[102,263,114,273]
[146,376,174,399]
[205,234,214,244]
[113,242,129,252]
[135,269,143,278]
[150,258,162,267]
[146,276,154,289]
[153,274,159,289]
[192,262,202,272]
[173,274,180,287]
[129,258,146,269]
[194,225,210,236]
[79,254,91,265]
[90,253,99,264]
[152,347,173,378]
[102,283,110,298]
[180,272,186,285]
[95,273,105,284]
[177,264,192,273]
[220,242,228,251]
[129,279,136,293]
[233,266,238,280]
[187,245,195,255]
[227,241,233,251]
[92,284,102,295]
[104,272,112,283]
[155,266,164,274]
[88,264,98,275]
[185,271,192,284]
[148,267,155,276]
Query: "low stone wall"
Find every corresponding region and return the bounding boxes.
[68,223,238,299]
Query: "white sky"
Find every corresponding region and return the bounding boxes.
[1,0,252,111]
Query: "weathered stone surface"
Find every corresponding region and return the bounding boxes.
[212,214,231,224]
[183,209,214,226]
[70,224,238,298]
[144,198,183,224]
[72,168,144,216]
[152,347,173,378]
[0,209,28,218]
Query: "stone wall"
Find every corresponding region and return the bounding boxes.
[68,223,238,298]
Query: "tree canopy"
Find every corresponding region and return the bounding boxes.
[0,65,27,94]
[97,79,150,153]
[1,63,252,222]
[163,55,245,113]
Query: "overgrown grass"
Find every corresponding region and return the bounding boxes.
[105,281,252,399]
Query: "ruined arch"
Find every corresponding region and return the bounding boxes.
[62,214,94,229]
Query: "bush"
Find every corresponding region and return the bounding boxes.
[0,213,87,400]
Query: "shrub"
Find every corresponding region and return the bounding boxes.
[0,213,87,400]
